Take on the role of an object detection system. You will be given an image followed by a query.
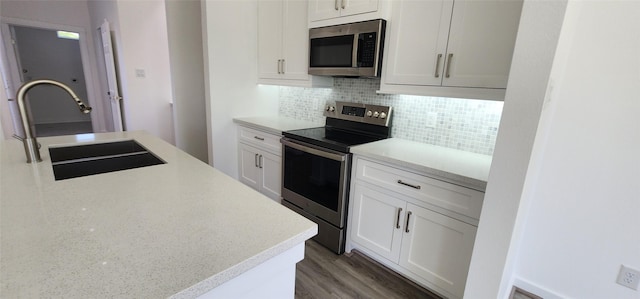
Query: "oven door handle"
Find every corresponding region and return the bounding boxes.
[282,139,347,162]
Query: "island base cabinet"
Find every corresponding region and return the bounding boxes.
[197,242,304,299]
[399,203,477,299]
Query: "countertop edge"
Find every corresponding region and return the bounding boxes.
[172,226,317,298]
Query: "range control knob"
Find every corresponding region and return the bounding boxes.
[366,110,373,117]
[373,111,380,118]
[379,112,387,119]
[325,105,330,111]
[329,106,335,112]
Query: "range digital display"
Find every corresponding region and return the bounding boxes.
[341,106,366,117]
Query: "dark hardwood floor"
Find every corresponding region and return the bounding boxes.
[296,240,442,299]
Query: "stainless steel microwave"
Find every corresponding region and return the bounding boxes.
[308,19,386,78]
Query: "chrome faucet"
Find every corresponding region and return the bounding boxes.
[15,79,92,163]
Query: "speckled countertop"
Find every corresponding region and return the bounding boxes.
[350,138,493,191]
[233,116,322,135]
[0,131,317,298]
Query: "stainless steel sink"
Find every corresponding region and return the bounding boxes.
[49,140,165,181]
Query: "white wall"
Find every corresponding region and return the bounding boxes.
[112,0,175,144]
[465,1,568,297]
[202,0,279,177]
[508,1,640,298]
[165,0,208,163]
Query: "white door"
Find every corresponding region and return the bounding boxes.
[238,143,261,190]
[259,150,282,202]
[308,0,342,22]
[442,0,523,88]
[258,0,284,80]
[383,0,453,86]
[281,0,311,81]
[399,203,477,299]
[350,183,405,262]
[339,0,379,17]
[99,20,123,131]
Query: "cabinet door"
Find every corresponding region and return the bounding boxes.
[383,0,453,86]
[259,150,282,202]
[340,0,379,17]
[258,0,283,80]
[282,0,311,81]
[308,0,342,22]
[442,0,523,88]
[238,143,261,190]
[399,203,477,299]
[350,183,405,262]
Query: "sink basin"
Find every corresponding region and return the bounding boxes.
[49,140,165,181]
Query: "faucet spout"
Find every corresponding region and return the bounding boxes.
[15,79,93,163]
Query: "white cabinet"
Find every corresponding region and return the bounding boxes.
[380,0,523,100]
[308,0,378,22]
[347,156,483,299]
[237,125,283,202]
[308,0,391,28]
[258,0,332,88]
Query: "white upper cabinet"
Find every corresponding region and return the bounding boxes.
[380,0,523,100]
[308,0,391,28]
[309,0,379,21]
[258,0,333,87]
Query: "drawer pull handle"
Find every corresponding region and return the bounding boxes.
[254,136,265,141]
[405,211,412,233]
[258,154,263,169]
[395,208,403,229]
[434,54,442,78]
[255,153,259,168]
[397,180,421,190]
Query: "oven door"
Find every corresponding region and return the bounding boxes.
[281,138,351,228]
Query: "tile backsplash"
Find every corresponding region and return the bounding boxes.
[279,78,503,156]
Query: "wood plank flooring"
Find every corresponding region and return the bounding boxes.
[295,240,442,299]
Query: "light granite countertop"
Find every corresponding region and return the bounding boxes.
[0,131,317,298]
[233,116,322,135]
[350,138,493,191]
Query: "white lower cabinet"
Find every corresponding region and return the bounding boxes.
[348,156,482,299]
[237,126,282,202]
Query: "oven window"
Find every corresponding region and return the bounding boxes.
[283,145,342,212]
[310,35,354,68]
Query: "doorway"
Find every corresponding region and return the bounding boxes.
[11,25,93,136]
[0,19,106,138]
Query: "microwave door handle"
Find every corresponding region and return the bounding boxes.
[352,33,360,68]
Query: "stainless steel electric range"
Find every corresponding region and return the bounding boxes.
[281,101,392,254]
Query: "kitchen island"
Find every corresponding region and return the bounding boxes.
[0,131,317,298]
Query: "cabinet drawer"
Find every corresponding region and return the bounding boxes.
[238,126,282,155]
[355,158,483,220]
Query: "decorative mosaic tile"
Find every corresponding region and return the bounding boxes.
[279,78,503,156]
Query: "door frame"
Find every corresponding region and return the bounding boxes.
[0,17,106,136]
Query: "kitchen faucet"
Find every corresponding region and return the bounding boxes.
[14,79,92,163]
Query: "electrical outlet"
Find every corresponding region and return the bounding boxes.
[617,265,640,290]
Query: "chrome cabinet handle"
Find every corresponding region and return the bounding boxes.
[395,208,403,229]
[258,154,263,169]
[281,59,285,74]
[254,153,259,168]
[405,211,412,233]
[335,0,339,10]
[445,53,453,78]
[277,59,282,74]
[397,180,421,190]
[341,0,346,9]
[254,136,264,141]
[434,54,442,78]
